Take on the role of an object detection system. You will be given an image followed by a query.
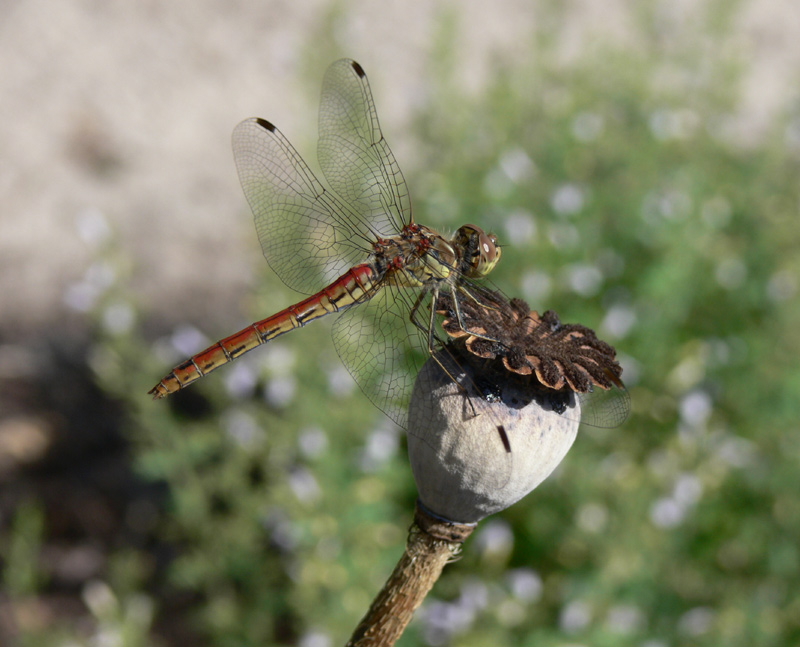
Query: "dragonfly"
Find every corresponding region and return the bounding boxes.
[149,59,628,433]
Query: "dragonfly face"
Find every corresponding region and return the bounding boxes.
[453,225,502,279]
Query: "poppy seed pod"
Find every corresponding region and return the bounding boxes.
[407,349,581,523]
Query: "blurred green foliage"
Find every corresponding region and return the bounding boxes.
[2,502,46,597]
[9,2,800,646]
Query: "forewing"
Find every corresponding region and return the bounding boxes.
[232,118,372,295]
[318,59,412,239]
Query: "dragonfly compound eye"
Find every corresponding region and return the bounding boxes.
[478,232,501,275]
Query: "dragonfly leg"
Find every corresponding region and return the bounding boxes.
[408,290,444,347]
[459,284,503,313]
[408,288,457,358]
[409,288,501,421]
[415,288,493,422]
[451,285,502,344]
[424,288,442,355]
[408,290,427,334]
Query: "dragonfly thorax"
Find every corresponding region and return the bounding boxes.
[375,225,460,288]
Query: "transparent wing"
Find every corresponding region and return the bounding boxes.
[318,59,412,237]
[233,118,378,295]
[577,386,631,429]
[330,281,431,429]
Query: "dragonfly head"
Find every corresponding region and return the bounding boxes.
[455,224,502,278]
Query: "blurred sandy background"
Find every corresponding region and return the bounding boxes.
[2,0,798,339]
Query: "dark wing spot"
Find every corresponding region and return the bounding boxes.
[255,118,276,132]
[351,61,366,77]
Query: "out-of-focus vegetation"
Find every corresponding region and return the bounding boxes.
[4,3,800,647]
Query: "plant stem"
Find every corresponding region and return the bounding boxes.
[345,501,476,647]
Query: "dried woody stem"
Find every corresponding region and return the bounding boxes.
[345,501,476,647]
